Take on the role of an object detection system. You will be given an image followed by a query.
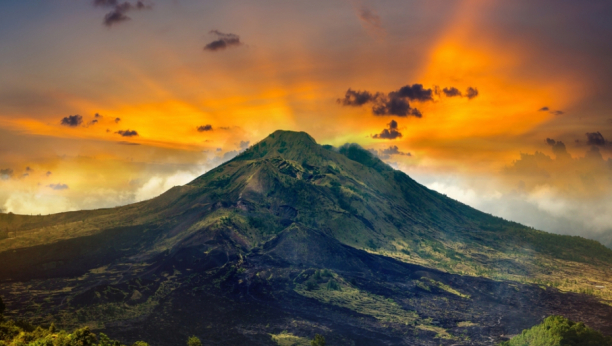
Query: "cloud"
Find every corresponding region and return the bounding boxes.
[0,169,13,180]
[46,171,52,177]
[197,124,213,132]
[135,171,198,202]
[546,138,571,160]
[539,106,564,115]
[380,145,410,156]
[465,87,479,99]
[393,84,433,102]
[25,167,32,172]
[117,141,140,145]
[504,137,611,200]
[239,140,250,150]
[372,95,422,117]
[337,89,380,106]
[115,117,121,123]
[204,30,242,52]
[94,0,152,27]
[115,129,138,137]
[442,87,462,97]
[95,113,102,118]
[357,6,385,37]
[60,115,83,127]
[339,83,467,117]
[47,183,69,190]
[373,120,402,139]
[586,131,609,146]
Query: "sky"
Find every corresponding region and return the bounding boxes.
[1,0,612,245]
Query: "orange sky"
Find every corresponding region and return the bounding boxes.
[0,0,611,242]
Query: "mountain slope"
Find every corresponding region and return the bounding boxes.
[1,130,612,345]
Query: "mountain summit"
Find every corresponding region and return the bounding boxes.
[1,130,612,345]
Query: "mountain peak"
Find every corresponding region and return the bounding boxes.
[234,130,320,162]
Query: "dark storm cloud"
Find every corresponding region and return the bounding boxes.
[373,120,402,139]
[0,169,13,180]
[442,87,462,97]
[204,31,242,52]
[337,89,380,106]
[115,129,138,137]
[60,115,83,127]
[465,87,479,100]
[197,124,213,132]
[47,183,69,190]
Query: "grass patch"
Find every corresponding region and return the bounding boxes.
[270,331,311,346]
[416,324,455,339]
[457,321,477,327]
[295,275,417,324]
[423,278,470,299]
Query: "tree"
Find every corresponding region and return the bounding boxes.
[71,327,98,346]
[187,336,202,346]
[0,295,5,315]
[311,334,326,346]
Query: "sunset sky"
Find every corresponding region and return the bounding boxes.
[1,1,612,244]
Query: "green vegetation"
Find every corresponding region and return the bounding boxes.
[270,332,310,346]
[0,321,143,346]
[295,273,418,325]
[186,336,202,346]
[501,316,612,346]
[310,334,326,346]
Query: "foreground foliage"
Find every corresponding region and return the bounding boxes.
[501,315,612,346]
[0,302,150,346]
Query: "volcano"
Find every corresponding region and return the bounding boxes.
[2,130,612,345]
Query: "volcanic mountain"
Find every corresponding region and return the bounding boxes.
[2,130,612,345]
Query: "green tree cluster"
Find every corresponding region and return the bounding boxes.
[501,315,612,346]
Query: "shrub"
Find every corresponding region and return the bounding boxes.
[187,336,202,346]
